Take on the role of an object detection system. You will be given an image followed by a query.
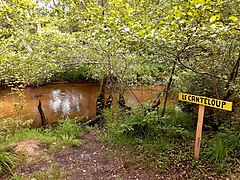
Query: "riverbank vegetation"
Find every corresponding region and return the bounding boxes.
[0,0,239,178]
[101,105,240,177]
[0,116,82,177]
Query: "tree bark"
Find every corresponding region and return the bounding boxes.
[96,74,108,116]
[161,61,176,117]
[37,99,47,128]
[118,90,131,111]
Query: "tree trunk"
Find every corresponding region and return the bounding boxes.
[96,74,108,116]
[37,99,47,128]
[118,90,131,111]
[161,61,176,117]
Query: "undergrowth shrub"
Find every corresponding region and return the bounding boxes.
[102,106,193,169]
[0,117,32,142]
[52,65,94,82]
[163,106,195,130]
[161,106,195,139]
[103,105,194,141]
[117,110,159,138]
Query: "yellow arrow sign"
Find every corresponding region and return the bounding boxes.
[178,93,233,111]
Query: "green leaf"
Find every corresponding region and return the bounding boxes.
[229,16,237,22]
[210,16,217,23]
[187,11,193,16]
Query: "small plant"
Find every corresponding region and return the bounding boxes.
[0,152,18,176]
[210,136,229,163]
[53,118,82,147]
[0,117,32,141]
[54,118,81,138]
[10,88,27,119]
[204,131,240,165]
[0,87,33,142]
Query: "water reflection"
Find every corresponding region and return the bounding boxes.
[50,89,62,113]
[72,94,80,112]
[127,97,138,104]
[49,88,93,116]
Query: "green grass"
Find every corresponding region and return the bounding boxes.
[210,136,229,163]
[204,132,240,164]
[1,129,56,148]
[1,119,82,150]
[0,152,18,177]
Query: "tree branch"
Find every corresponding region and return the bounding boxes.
[224,51,240,100]
[176,58,225,79]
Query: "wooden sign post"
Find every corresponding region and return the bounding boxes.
[178,93,233,160]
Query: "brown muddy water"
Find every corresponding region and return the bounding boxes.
[0,83,165,126]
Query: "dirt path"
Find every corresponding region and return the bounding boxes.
[54,132,164,179]
[17,132,162,180]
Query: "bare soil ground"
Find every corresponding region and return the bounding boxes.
[53,132,161,180]
[14,132,162,179]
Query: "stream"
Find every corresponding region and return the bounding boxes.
[0,82,165,126]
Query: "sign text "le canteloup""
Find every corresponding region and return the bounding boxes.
[178,93,232,111]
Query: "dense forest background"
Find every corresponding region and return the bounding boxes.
[0,0,240,178]
[1,0,239,127]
